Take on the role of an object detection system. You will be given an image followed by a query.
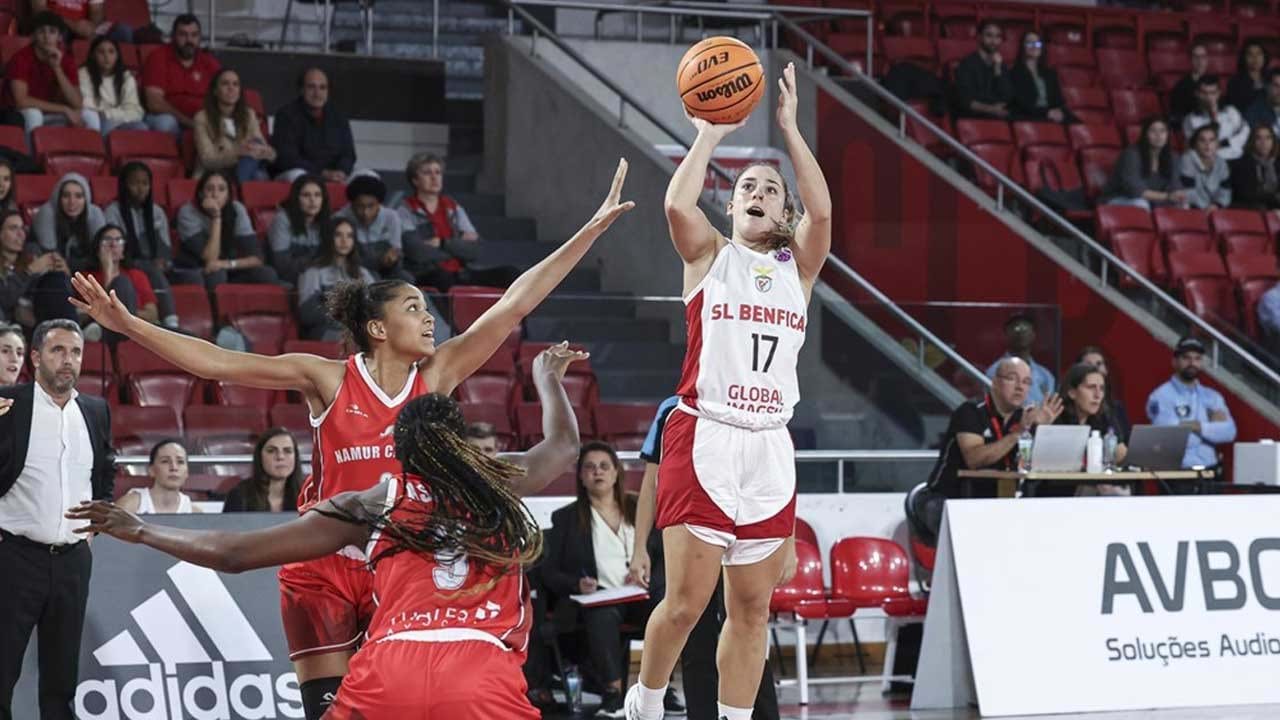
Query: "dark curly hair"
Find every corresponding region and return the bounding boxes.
[322,279,414,353]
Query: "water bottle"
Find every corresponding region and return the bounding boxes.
[565,665,582,714]
[1086,430,1103,473]
[1017,427,1034,472]
[1103,428,1118,470]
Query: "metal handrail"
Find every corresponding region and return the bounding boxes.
[115,449,937,465]
[825,253,992,388]
[774,15,1280,388]
[503,0,734,186]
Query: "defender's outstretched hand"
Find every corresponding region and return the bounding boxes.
[586,158,637,233]
[69,272,135,335]
[66,501,145,543]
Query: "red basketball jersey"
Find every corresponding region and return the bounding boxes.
[362,474,532,656]
[299,354,431,511]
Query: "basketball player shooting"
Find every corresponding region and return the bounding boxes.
[625,62,832,720]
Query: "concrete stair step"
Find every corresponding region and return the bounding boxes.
[595,369,681,400]
[524,317,671,342]
[450,192,505,216]
[473,215,536,242]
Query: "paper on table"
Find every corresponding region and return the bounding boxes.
[569,585,649,607]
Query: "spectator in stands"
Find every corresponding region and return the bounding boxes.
[544,441,645,715]
[397,152,519,289]
[116,438,202,514]
[1146,336,1236,473]
[1076,344,1131,439]
[193,68,275,182]
[271,68,356,184]
[1042,362,1130,496]
[953,21,1013,119]
[297,217,375,341]
[78,36,145,135]
[268,173,329,283]
[175,168,278,289]
[142,14,220,136]
[1230,125,1280,210]
[984,313,1056,405]
[1009,31,1074,124]
[1179,124,1232,210]
[0,323,24,385]
[1228,41,1269,115]
[335,173,408,281]
[81,224,157,341]
[464,421,500,457]
[32,172,104,270]
[1170,44,1211,125]
[104,161,180,324]
[1182,76,1249,161]
[1245,69,1280,138]
[0,210,51,326]
[1102,116,1187,209]
[1258,282,1280,352]
[30,0,131,41]
[9,12,98,141]
[0,159,15,212]
[927,357,1063,501]
[222,428,302,512]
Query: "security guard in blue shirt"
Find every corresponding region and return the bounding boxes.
[1146,337,1237,472]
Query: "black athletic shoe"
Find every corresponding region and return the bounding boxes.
[598,687,626,718]
[663,687,686,715]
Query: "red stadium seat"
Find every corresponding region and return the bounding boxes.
[1227,254,1280,282]
[1024,149,1089,222]
[1165,231,1215,254]
[1095,205,1154,242]
[1095,49,1149,88]
[1108,88,1162,127]
[447,284,503,329]
[1062,86,1112,125]
[1224,235,1276,257]
[456,373,521,409]
[283,339,346,358]
[882,36,937,72]
[1012,121,1068,154]
[458,401,517,450]
[1057,66,1098,87]
[118,42,141,71]
[90,176,118,208]
[270,403,312,434]
[1048,44,1096,70]
[516,402,593,447]
[1188,17,1234,53]
[954,119,1012,146]
[1205,52,1235,77]
[169,284,213,340]
[1069,123,1122,151]
[594,402,660,451]
[517,343,594,408]
[241,180,290,211]
[1183,277,1240,325]
[968,143,1021,195]
[214,283,295,355]
[903,100,952,157]
[116,341,202,412]
[15,174,57,223]
[167,178,198,214]
[184,405,269,444]
[1078,147,1120,201]
[1149,50,1191,92]
[1153,207,1211,244]
[1210,209,1269,249]
[936,37,973,73]
[213,381,279,410]
[250,207,276,237]
[1043,14,1087,46]
[233,314,293,356]
[112,405,182,444]
[1168,250,1228,283]
[0,125,28,155]
[32,126,108,177]
[107,129,180,171]
[107,0,152,30]
[0,35,29,64]
[1143,16,1187,53]
[1112,230,1168,286]
[794,517,819,548]
[1242,279,1279,338]
[1093,16,1138,49]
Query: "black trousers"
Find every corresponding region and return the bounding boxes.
[0,533,92,720]
[681,578,779,720]
[582,599,652,687]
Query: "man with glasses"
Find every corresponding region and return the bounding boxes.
[954,20,1013,119]
[984,313,1057,405]
[926,357,1063,503]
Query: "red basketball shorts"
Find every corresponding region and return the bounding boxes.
[323,638,539,720]
[655,408,797,565]
[278,553,375,660]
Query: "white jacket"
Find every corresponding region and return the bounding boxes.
[1182,105,1250,161]
[77,68,144,124]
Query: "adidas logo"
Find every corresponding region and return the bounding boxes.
[76,562,302,720]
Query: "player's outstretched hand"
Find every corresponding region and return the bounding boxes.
[69,272,135,335]
[533,341,590,382]
[586,158,636,233]
[66,500,145,543]
[776,62,799,133]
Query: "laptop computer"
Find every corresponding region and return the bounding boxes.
[1031,425,1091,472]
[1124,425,1192,471]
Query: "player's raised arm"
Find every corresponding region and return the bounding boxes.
[665,117,740,266]
[427,159,633,395]
[507,342,588,497]
[775,62,832,282]
[69,273,340,409]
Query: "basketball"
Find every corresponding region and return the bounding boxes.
[676,36,765,125]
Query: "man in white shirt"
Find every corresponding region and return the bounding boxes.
[1183,75,1251,161]
[0,319,115,720]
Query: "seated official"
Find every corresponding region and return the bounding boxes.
[926,357,1062,505]
[542,442,655,717]
[1035,363,1131,497]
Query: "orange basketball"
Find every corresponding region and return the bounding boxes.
[676,36,765,125]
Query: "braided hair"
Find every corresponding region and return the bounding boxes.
[318,394,543,588]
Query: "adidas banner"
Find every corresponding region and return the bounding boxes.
[16,513,303,720]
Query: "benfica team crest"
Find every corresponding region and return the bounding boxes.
[753,265,774,292]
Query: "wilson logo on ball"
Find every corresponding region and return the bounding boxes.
[694,73,755,103]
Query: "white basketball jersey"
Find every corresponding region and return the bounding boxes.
[675,242,806,430]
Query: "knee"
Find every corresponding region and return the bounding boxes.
[146,114,179,135]
[725,593,772,630]
[661,592,710,632]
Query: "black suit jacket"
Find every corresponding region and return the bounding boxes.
[1009,63,1073,122]
[0,383,115,503]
